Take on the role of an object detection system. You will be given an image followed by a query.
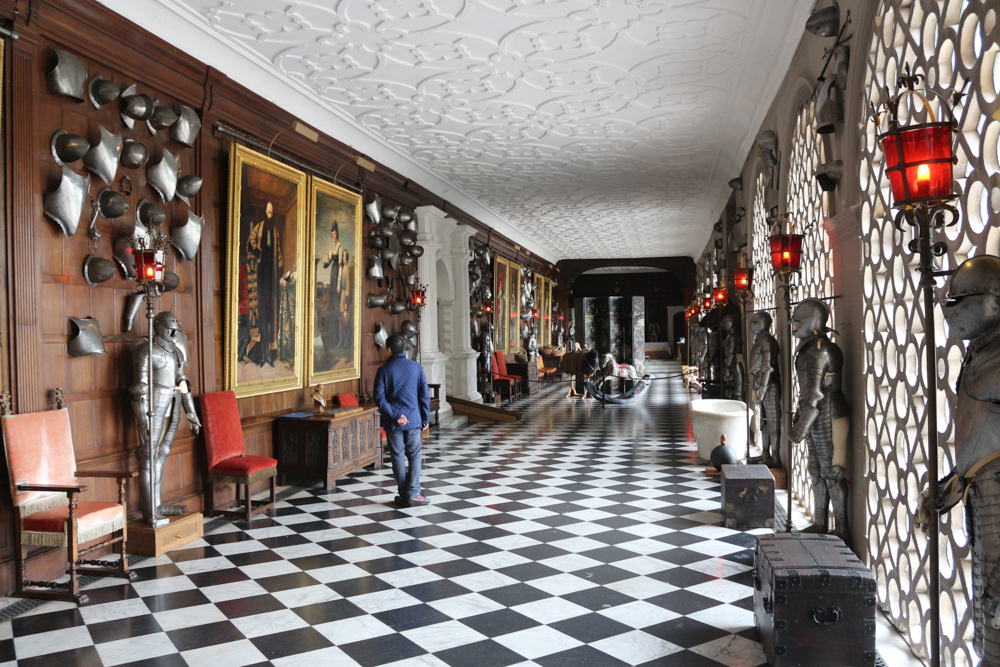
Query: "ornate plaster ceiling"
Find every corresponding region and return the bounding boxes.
[101,0,810,261]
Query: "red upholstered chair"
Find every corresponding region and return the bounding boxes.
[491,352,521,404]
[200,390,277,521]
[0,401,136,604]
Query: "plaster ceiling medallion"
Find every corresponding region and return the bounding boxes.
[116,0,810,259]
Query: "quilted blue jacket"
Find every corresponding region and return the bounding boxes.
[373,353,430,431]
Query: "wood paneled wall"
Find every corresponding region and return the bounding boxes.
[0,0,556,595]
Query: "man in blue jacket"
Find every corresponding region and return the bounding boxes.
[374,335,431,506]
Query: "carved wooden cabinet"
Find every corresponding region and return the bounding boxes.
[275,408,380,490]
[506,362,538,395]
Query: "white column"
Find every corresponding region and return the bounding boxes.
[415,206,452,420]
[448,225,482,402]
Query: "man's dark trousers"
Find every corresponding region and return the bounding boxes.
[386,428,422,499]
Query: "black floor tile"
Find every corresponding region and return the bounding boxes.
[18,646,104,667]
[643,617,730,648]
[88,613,163,644]
[293,598,367,625]
[328,575,397,597]
[225,550,284,567]
[650,547,709,565]
[354,556,420,575]
[141,589,212,613]
[645,590,725,615]
[638,650,730,666]
[424,559,488,579]
[561,586,637,611]
[400,579,472,603]
[373,603,451,631]
[649,566,715,587]
[214,594,287,619]
[131,564,186,582]
[580,545,640,563]
[257,534,311,549]
[167,619,244,651]
[250,626,333,660]
[550,612,633,642]
[458,608,540,637]
[186,568,250,588]
[115,654,189,667]
[509,544,570,562]
[443,542,502,558]
[288,553,348,570]
[256,571,320,592]
[480,582,552,607]
[339,632,427,666]
[0,638,13,662]
[434,638,526,667]
[535,645,630,667]
[12,608,84,636]
[495,561,562,582]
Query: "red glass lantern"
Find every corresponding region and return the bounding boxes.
[713,286,728,304]
[880,122,954,208]
[769,234,804,272]
[134,249,165,282]
[411,285,427,308]
[734,268,754,291]
[484,302,493,314]
[702,296,712,310]
[692,304,700,315]
[558,313,565,321]
[532,308,539,319]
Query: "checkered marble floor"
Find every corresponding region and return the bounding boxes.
[1,362,778,666]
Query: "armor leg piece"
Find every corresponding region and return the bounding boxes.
[969,462,1000,664]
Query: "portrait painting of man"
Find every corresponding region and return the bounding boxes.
[307,177,362,384]
[226,145,307,397]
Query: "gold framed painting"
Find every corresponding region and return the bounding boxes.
[225,144,308,398]
[306,176,363,385]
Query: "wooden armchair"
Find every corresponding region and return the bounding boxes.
[537,355,558,383]
[1,400,136,604]
[200,390,277,521]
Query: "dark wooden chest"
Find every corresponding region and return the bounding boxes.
[754,533,877,667]
[275,407,380,491]
[506,361,539,394]
[721,464,775,529]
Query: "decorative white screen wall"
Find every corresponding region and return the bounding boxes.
[786,100,834,522]
[860,1,998,663]
[751,173,775,315]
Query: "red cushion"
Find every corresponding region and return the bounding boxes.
[199,391,246,471]
[336,393,359,407]
[23,501,122,536]
[209,454,277,478]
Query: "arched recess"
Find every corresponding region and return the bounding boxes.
[436,258,455,361]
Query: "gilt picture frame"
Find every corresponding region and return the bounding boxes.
[306,176,363,385]
[225,144,308,398]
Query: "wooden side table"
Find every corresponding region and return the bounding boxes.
[274,407,380,490]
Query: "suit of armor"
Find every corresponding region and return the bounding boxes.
[749,313,781,467]
[789,299,850,541]
[131,312,201,527]
[721,315,746,402]
[936,256,1000,664]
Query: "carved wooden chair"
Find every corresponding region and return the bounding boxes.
[200,390,277,521]
[0,391,137,604]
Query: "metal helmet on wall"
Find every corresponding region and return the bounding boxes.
[943,255,1000,341]
[87,74,120,109]
[50,130,90,166]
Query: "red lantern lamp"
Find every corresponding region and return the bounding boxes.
[880,122,954,208]
[713,286,728,304]
[692,303,700,315]
[769,234,804,272]
[702,296,712,310]
[134,249,166,283]
[532,308,539,319]
[734,267,754,292]
[411,285,427,308]
[484,302,493,314]
[558,313,565,321]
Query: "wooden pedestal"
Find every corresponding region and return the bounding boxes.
[128,512,204,557]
